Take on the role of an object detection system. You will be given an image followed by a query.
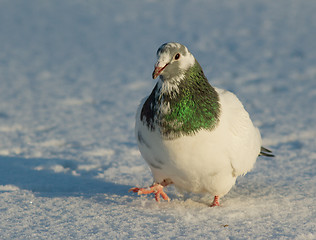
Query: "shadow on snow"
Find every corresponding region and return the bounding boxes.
[0,156,130,199]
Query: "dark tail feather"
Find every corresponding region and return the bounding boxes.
[260,146,275,157]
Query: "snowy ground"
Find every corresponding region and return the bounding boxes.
[0,0,315,239]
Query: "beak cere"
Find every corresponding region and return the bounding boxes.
[152,63,169,79]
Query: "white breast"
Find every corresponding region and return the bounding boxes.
[135,88,261,197]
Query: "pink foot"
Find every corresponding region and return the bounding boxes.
[129,183,170,202]
[210,196,220,207]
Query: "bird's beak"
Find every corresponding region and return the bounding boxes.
[152,62,169,79]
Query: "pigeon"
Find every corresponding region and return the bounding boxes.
[130,42,274,207]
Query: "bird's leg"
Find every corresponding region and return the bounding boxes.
[210,195,220,207]
[129,179,173,202]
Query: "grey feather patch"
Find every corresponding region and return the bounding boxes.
[148,162,162,169]
[137,131,150,148]
[154,157,164,165]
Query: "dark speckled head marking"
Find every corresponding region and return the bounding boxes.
[157,42,188,57]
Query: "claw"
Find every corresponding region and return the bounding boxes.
[160,190,170,202]
[128,187,141,193]
[210,196,220,207]
[129,183,170,202]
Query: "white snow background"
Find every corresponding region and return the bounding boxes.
[0,0,315,239]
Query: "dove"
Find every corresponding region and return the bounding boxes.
[130,42,273,207]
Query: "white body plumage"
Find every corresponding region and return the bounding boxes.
[136,87,261,198]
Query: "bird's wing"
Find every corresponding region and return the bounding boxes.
[215,88,262,176]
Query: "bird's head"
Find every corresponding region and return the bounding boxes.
[152,42,195,81]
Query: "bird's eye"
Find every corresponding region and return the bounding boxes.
[174,53,180,60]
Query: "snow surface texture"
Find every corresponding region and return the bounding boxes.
[0,0,315,239]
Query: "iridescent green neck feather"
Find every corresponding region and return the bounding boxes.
[141,61,220,139]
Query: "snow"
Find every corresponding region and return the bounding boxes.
[0,0,315,239]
